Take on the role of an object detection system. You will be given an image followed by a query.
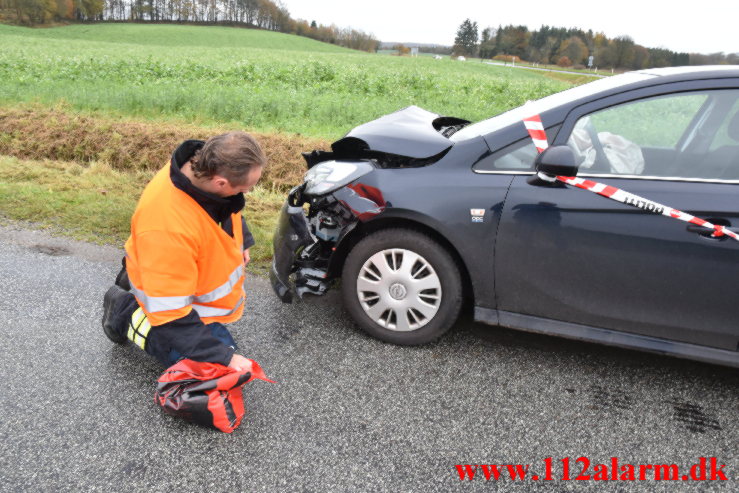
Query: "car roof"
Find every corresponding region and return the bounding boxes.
[451,65,739,142]
[637,65,739,78]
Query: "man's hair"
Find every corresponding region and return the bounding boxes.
[191,132,267,185]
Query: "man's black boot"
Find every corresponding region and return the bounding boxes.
[102,285,129,344]
[114,257,131,291]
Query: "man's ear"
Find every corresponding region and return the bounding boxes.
[211,176,229,190]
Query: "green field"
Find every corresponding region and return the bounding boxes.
[0,23,571,139]
[0,23,583,266]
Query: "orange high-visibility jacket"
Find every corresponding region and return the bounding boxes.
[125,162,245,327]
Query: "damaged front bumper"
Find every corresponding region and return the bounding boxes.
[270,199,314,303]
[270,185,358,303]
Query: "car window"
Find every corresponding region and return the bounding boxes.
[709,97,739,151]
[590,93,707,148]
[566,89,739,180]
[473,138,539,172]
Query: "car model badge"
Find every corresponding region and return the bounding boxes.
[471,216,483,223]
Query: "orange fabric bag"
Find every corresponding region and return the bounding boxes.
[155,358,273,433]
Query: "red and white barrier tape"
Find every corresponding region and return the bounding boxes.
[523,114,549,153]
[523,114,739,242]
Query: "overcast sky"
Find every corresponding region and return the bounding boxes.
[281,0,737,55]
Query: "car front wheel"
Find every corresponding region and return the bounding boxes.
[341,228,462,345]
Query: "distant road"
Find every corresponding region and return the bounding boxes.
[484,61,608,78]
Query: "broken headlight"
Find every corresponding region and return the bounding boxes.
[303,160,374,196]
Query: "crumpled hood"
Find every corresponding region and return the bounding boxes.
[332,106,469,159]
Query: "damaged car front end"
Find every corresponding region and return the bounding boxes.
[271,162,380,302]
[270,105,469,303]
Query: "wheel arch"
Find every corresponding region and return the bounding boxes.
[328,215,475,306]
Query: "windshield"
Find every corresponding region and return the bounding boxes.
[450,72,654,142]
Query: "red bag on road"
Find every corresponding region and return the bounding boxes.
[155,358,274,433]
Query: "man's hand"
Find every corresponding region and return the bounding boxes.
[228,353,253,373]
[243,248,251,266]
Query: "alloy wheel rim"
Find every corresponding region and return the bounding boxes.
[356,248,442,332]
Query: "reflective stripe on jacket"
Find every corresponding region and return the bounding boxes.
[124,162,245,326]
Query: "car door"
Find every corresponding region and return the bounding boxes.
[495,79,739,350]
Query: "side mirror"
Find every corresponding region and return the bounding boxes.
[534,146,578,179]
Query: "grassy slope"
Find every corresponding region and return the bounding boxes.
[0,105,328,190]
[0,23,354,52]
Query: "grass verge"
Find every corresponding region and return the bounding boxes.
[0,155,284,274]
[0,104,327,191]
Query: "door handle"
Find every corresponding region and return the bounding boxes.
[686,225,714,234]
[686,223,737,237]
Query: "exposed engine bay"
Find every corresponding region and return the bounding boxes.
[281,184,356,299]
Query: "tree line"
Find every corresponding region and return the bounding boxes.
[454,20,738,69]
[1,0,103,23]
[1,0,379,52]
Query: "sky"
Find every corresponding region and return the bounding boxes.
[281,0,738,55]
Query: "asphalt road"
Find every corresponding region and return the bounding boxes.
[0,222,736,492]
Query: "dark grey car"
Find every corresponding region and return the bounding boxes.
[271,66,739,368]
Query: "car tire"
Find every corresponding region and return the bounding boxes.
[341,228,462,345]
